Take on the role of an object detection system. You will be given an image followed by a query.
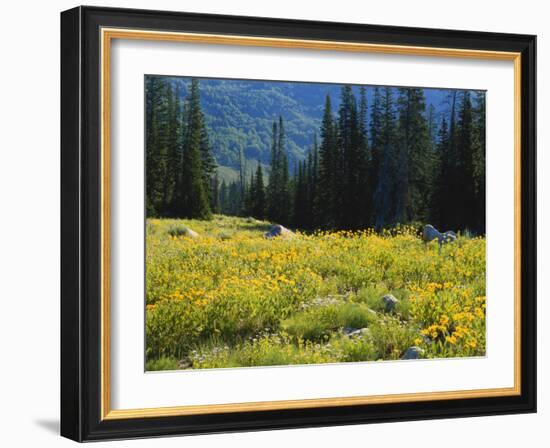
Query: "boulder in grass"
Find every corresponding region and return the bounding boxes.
[185,227,200,239]
[422,224,440,243]
[167,225,199,239]
[440,230,457,245]
[264,224,295,240]
[402,346,424,360]
[422,224,457,248]
[343,327,370,338]
[382,294,399,313]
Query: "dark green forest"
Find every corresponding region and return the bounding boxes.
[146,76,486,233]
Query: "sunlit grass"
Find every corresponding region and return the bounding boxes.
[145,215,486,369]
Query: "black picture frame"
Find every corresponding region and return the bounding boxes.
[61,5,536,442]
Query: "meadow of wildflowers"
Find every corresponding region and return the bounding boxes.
[145,215,486,370]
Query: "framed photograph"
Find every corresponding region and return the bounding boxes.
[61,6,536,441]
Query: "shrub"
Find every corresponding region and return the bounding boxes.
[281,303,376,341]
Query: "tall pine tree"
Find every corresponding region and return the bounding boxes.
[252,162,266,219]
[455,90,475,230]
[395,88,434,224]
[145,76,170,217]
[373,87,398,228]
[266,117,290,224]
[471,91,486,233]
[174,79,212,219]
[317,95,339,229]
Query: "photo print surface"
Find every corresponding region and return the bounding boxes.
[144,75,486,371]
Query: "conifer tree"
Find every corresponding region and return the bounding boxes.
[162,82,181,216]
[145,76,170,217]
[174,78,211,219]
[293,161,308,228]
[338,86,359,228]
[210,173,220,214]
[252,162,266,219]
[358,86,372,227]
[427,103,437,145]
[243,172,255,216]
[266,121,279,221]
[317,95,338,228]
[278,116,291,223]
[189,79,217,206]
[146,77,485,234]
[455,90,475,230]
[227,181,241,216]
[471,91,486,233]
[308,135,320,228]
[373,87,398,228]
[436,90,459,231]
[395,88,433,224]
[219,179,228,214]
[266,117,290,224]
[432,117,449,227]
[369,87,383,217]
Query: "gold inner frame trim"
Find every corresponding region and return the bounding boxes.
[100,27,522,420]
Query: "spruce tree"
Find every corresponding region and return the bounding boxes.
[243,172,255,216]
[163,81,181,216]
[145,76,170,217]
[266,121,279,221]
[427,103,437,145]
[471,91,486,233]
[338,85,359,229]
[309,135,320,228]
[358,86,372,227]
[395,88,433,224]
[227,181,241,216]
[455,90,475,231]
[373,87,398,229]
[189,79,217,206]
[266,117,290,224]
[317,95,338,228]
[174,78,211,219]
[219,180,228,214]
[252,162,266,219]
[293,161,308,228]
[436,90,459,231]
[369,86,383,219]
[278,116,291,224]
[210,173,220,214]
[432,117,449,227]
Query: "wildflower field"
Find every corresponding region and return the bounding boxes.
[145,216,486,371]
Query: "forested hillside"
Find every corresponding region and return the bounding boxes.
[145,76,485,233]
[154,76,450,176]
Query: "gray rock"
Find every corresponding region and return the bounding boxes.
[402,346,424,360]
[382,294,399,312]
[422,224,440,243]
[168,225,199,239]
[185,227,199,239]
[440,231,457,244]
[264,224,295,239]
[345,327,370,338]
[422,224,457,248]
